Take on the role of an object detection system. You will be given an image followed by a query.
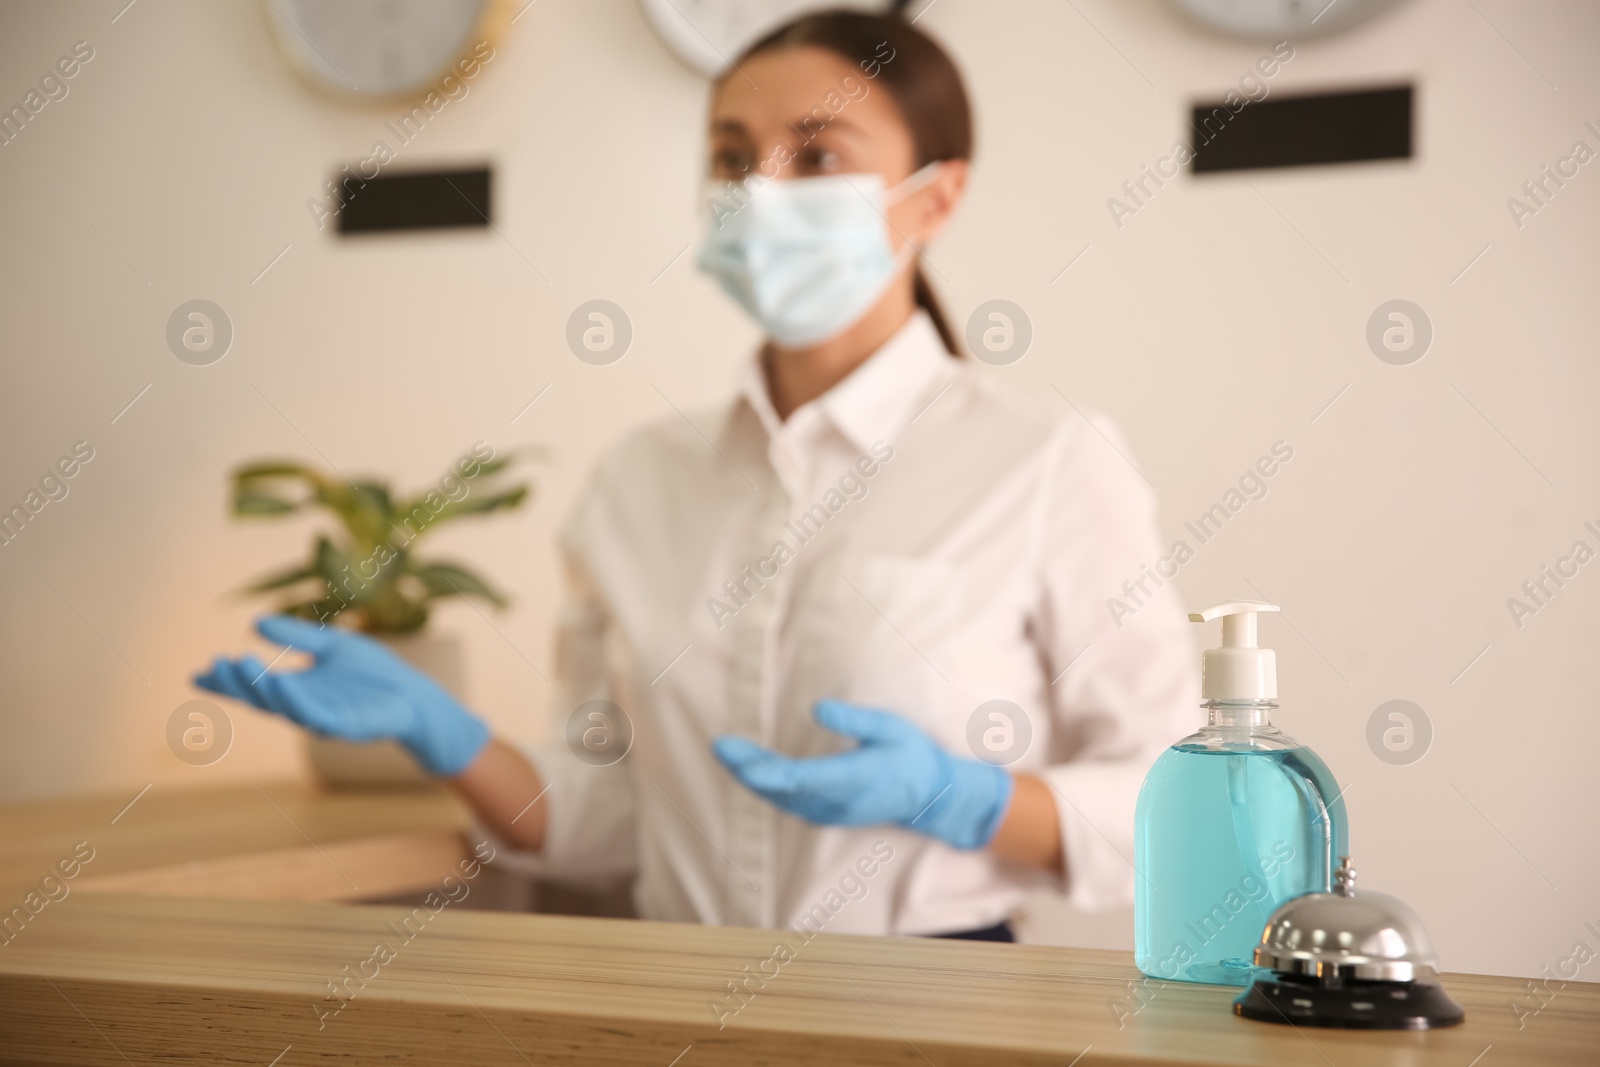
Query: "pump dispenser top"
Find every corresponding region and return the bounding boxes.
[1189,601,1279,701]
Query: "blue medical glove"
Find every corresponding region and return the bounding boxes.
[712,699,1014,851]
[194,615,490,777]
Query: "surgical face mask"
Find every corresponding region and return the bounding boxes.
[695,164,941,348]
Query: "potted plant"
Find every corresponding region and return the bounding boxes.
[230,441,529,785]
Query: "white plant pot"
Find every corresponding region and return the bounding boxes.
[304,630,466,789]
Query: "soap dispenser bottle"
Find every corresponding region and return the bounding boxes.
[1134,601,1348,986]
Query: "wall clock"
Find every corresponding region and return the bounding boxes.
[262,0,510,101]
[1168,0,1401,39]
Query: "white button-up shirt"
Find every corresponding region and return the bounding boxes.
[512,310,1198,936]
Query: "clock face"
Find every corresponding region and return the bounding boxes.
[263,0,494,98]
[638,0,896,78]
[1169,0,1399,39]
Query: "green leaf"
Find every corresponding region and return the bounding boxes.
[428,486,531,524]
[410,562,509,607]
[232,460,323,481]
[457,445,547,481]
[351,481,392,516]
[305,481,389,548]
[233,492,299,516]
[231,462,326,517]
[389,485,528,541]
[312,537,356,592]
[244,562,319,593]
[471,456,515,478]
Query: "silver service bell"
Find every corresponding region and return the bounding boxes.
[1233,856,1465,1030]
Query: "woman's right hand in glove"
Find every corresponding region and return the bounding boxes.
[194,615,490,777]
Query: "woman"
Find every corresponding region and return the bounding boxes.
[197,11,1195,942]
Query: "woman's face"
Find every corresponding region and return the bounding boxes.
[708,45,966,251]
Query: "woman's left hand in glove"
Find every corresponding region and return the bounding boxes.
[712,699,1014,850]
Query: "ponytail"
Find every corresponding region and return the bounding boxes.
[913,268,961,356]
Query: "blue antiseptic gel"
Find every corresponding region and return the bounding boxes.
[1135,602,1348,986]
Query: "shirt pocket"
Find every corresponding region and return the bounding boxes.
[850,555,965,648]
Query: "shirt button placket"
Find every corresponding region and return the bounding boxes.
[723,464,793,928]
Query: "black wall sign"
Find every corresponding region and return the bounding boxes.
[335,166,492,234]
[1190,85,1413,174]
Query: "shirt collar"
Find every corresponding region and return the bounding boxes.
[725,310,953,455]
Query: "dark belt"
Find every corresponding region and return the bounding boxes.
[930,920,1014,943]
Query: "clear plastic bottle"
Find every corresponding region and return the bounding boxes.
[1134,603,1349,986]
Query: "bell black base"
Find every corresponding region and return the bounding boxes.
[1234,973,1465,1030]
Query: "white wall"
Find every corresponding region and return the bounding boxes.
[1,0,1595,980]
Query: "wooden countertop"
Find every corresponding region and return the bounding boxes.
[3,892,1596,1066]
[0,779,472,902]
[3,782,1595,1064]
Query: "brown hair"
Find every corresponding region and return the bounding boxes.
[730,10,974,356]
